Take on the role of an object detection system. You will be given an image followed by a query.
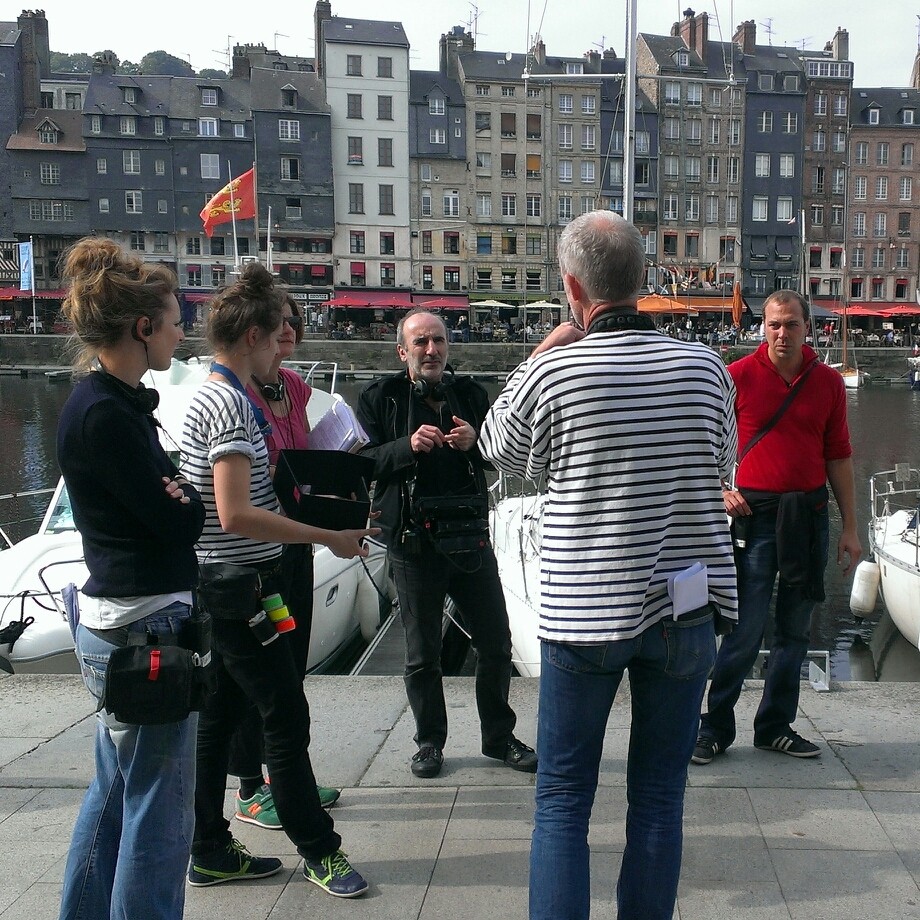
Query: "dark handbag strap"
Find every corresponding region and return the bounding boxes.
[738,360,817,467]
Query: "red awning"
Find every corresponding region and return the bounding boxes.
[349,262,365,275]
[876,304,920,316]
[0,288,66,300]
[326,290,413,309]
[186,264,201,271]
[182,292,211,303]
[413,295,470,311]
[828,304,886,316]
[310,265,327,276]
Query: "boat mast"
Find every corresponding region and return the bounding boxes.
[623,0,637,222]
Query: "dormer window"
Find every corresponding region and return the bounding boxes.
[38,124,58,144]
[564,62,583,75]
[201,88,218,106]
[676,50,689,66]
[281,87,297,107]
[904,109,915,125]
[429,97,446,115]
[123,87,137,104]
[868,108,880,125]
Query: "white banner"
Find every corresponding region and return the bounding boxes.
[18,241,33,292]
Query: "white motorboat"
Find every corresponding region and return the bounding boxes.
[0,358,389,675]
[490,479,544,678]
[865,465,920,649]
[908,355,920,390]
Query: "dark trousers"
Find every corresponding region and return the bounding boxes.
[227,544,314,778]
[192,614,339,862]
[390,545,516,753]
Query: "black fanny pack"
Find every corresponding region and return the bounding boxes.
[197,562,265,620]
[412,495,490,555]
[100,610,212,725]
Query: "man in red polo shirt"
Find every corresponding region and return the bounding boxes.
[693,289,861,763]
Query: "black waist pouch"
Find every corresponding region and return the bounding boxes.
[413,495,490,555]
[197,562,262,620]
[100,612,212,725]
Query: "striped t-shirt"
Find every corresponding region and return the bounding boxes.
[181,379,282,566]
[480,329,739,643]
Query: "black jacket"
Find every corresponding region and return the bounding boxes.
[356,369,492,547]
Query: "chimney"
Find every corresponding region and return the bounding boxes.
[531,38,546,66]
[231,44,251,79]
[732,20,756,55]
[602,47,618,60]
[584,49,601,72]
[314,0,332,79]
[695,12,709,60]
[17,10,50,113]
[678,8,696,52]
[439,25,474,79]
[91,50,118,76]
[912,50,920,90]
[832,27,849,63]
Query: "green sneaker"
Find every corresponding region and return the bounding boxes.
[303,849,368,898]
[318,785,341,809]
[234,783,282,829]
[187,838,283,887]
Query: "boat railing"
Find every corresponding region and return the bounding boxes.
[869,466,920,566]
[0,488,57,549]
[286,361,340,394]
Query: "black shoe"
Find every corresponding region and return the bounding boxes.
[411,744,444,778]
[486,737,538,773]
[187,838,284,887]
[754,731,820,758]
[691,736,724,765]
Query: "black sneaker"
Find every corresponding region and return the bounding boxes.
[486,737,538,773]
[303,849,368,898]
[188,838,284,887]
[691,736,723,765]
[411,744,443,778]
[754,731,820,758]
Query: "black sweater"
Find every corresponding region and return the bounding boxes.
[57,372,205,597]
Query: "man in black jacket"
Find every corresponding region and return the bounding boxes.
[357,310,536,778]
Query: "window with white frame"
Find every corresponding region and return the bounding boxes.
[755,154,770,177]
[782,112,798,133]
[685,194,699,221]
[526,194,541,217]
[876,176,889,200]
[728,157,740,183]
[664,155,679,180]
[777,197,793,222]
[200,153,220,179]
[833,94,847,116]
[635,131,650,153]
[608,160,622,185]
[813,128,826,152]
[728,118,740,145]
[443,190,459,217]
[779,154,794,178]
[855,142,869,165]
[664,117,680,140]
[758,111,773,132]
[687,83,702,107]
[502,193,516,217]
[851,246,864,268]
[832,205,844,225]
[430,128,446,144]
[878,142,890,165]
[752,196,768,221]
[900,177,913,201]
[726,195,738,224]
[685,156,701,183]
[903,143,914,166]
[421,190,431,216]
[158,199,167,214]
[897,246,910,268]
[663,194,679,220]
[91,115,101,134]
[98,197,109,213]
[154,116,164,136]
[832,168,845,194]
[429,98,445,115]
[475,152,491,172]
[280,156,300,180]
[125,190,142,213]
[581,124,596,150]
[687,118,702,144]
[872,247,885,269]
[853,212,866,236]
[476,193,491,217]
[96,157,107,174]
[708,118,720,145]
[198,117,217,137]
[874,212,887,237]
[233,123,245,138]
[854,176,867,199]
[815,93,827,115]
[558,124,573,149]
[581,95,596,114]
[706,195,719,224]
[558,195,572,221]
[706,156,719,183]
[664,82,680,104]
[868,108,880,125]
[120,116,136,135]
[201,88,218,106]
[559,93,573,114]
[278,119,300,140]
[39,162,60,184]
[832,129,846,153]
[580,161,595,184]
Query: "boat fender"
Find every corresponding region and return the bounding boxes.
[849,560,880,616]
[355,573,382,643]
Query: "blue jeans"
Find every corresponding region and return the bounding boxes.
[59,603,197,920]
[530,613,715,920]
[699,506,829,747]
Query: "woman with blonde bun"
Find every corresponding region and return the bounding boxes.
[57,237,205,920]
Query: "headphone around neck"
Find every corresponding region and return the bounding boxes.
[95,365,160,414]
[253,375,286,402]
[412,367,454,401]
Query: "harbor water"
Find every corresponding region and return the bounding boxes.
[2,371,919,680]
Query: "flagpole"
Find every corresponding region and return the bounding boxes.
[266,206,273,272]
[250,159,263,269]
[29,235,37,334]
[228,159,240,269]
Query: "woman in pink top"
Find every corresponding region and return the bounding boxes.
[229,294,341,821]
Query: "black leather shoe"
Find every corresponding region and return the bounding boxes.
[488,737,538,773]
[411,744,444,778]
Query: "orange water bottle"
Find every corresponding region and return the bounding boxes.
[261,593,296,633]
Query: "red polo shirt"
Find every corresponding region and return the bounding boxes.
[729,343,852,493]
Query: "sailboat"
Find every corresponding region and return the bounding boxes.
[827,298,868,389]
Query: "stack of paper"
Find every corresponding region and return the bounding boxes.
[310,394,370,453]
[667,562,709,617]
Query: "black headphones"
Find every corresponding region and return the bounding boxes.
[413,367,454,401]
[95,365,160,414]
[253,375,286,402]
[131,316,154,342]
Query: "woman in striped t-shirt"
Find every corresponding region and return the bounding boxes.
[182,263,377,898]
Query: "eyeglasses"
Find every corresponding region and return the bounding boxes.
[283,315,303,330]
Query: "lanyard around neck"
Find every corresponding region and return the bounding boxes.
[210,361,273,438]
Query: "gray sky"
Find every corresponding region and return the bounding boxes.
[36,0,920,88]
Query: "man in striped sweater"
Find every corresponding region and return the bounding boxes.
[480,210,738,920]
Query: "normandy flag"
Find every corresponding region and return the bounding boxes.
[199,167,256,237]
